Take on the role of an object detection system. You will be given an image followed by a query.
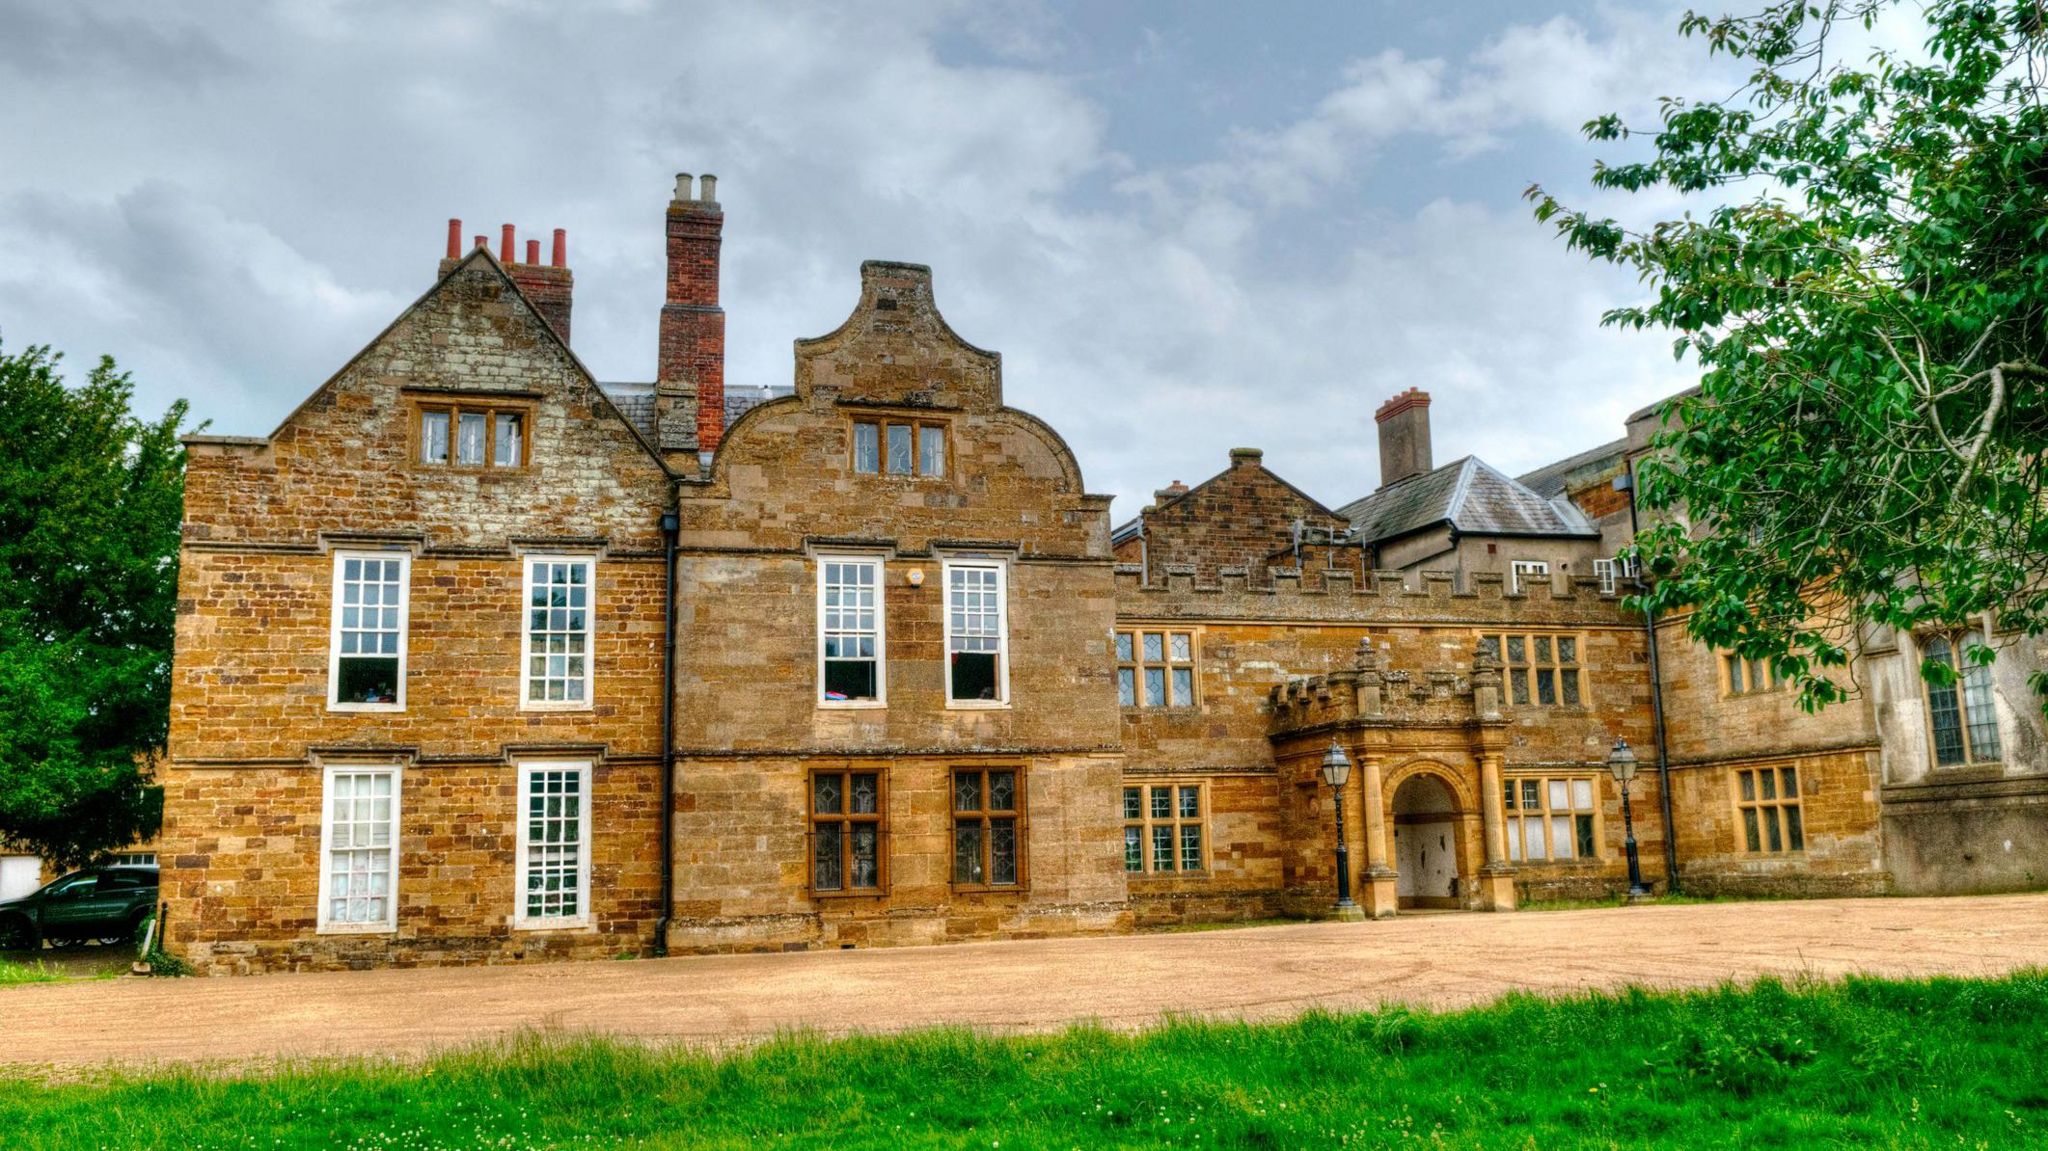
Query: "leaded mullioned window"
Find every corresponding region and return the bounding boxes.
[1503,777,1596,861]
[1482,633,1583,707]
[1735,766,1804,853]
[1922,631,2002,766]
[1115,630,1197,708]
[952,768,1021,887]
[812,770,884,894]
[1122,782,1205,873]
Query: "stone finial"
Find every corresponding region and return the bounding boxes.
[1352,638,1380,674]
[1352,639,1385,717]
[1471,638,1504,720]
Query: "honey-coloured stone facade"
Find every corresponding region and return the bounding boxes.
[155,187,2043,974]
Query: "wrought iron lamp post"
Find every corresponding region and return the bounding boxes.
[1607,737,1650,900]
[1321,741,1359,916]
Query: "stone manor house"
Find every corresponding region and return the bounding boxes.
[161,179,2048,973]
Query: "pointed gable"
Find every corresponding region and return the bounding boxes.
[184,249,672,553]
[1125,448,1361,586]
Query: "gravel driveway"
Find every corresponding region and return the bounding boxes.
[6,892,2045,1071]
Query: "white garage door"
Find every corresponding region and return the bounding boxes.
[0,855,42,901]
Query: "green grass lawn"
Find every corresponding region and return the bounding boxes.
[6,972,2046,1150]
[0,957,66,986]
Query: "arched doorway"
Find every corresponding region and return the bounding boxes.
[1392,773,1462,909]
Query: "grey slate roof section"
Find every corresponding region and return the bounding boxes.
[598,381,658,441]
[1337,456,1597,544]
[1517,437,1627,500]
[726,383,794,427]
[598,381,795,447]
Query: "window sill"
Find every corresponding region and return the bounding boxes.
[950,884,1027,895]
[811,888,889,900]
[512,918,593,932]
[520,701,596,713]
[317,922,398,936]
[1127,870,1211,880]
[819,700,888,711]
[945,700,1012,711]
[329,701,404,714]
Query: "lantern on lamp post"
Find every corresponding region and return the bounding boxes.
[1607,737,1649,900]
[1321,741,1359,916]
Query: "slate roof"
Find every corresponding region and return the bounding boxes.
[1516,437,1626,500]
[595,381,796,445]
[1336,456,1597,544]
[598,381,658,441]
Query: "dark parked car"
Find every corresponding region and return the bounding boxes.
[0,865,159,950]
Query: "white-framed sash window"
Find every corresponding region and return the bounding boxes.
[317,765,401,933]
[818,556,885,706]
[521,555,594,709]
[944,560,1009,706]
[1509,560,1550,595]
[514,761,593,929]
[328,551,410,711]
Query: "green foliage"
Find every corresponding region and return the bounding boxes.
[1528,2,2048,709]
[0,340,193,866]
[0,958,65,987]
[2,972,2045,1148]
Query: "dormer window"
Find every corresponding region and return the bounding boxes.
[418,402,527,468]
[851,419,946,477]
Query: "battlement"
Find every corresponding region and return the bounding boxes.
[1267,636,1507,734]
[1114,563,1627,625]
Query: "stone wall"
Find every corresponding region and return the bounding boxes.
[1665,751,1889,897]
[163,251,674,973]
[1121,448,1360,587]
[663,260,1130,951]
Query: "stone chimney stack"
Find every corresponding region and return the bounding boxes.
[442,219,573,344]
[1375,388,1432,489]
[658,172,726,456]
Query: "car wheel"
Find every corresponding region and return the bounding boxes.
[101,910,149,948]
[0,915,35,951]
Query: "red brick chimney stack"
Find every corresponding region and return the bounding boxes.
[1375,388,1433,489]
[659,171,727,453]
[441,218,574,345]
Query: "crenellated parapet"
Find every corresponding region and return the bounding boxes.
[1268,638,1510,735]
[1115,563,1627,626]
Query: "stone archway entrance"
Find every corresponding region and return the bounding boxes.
[1392,773,1463,909]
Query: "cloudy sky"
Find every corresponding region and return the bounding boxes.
[0,1,1743,519]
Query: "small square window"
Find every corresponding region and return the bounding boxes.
[418,403,528,469]
[1114,629,1198,710]
[1124,780,1207,874]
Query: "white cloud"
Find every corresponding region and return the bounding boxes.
[0,0,1722,516]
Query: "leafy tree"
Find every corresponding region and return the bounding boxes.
[0,340,192,867]
[1528,1,2048,707]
